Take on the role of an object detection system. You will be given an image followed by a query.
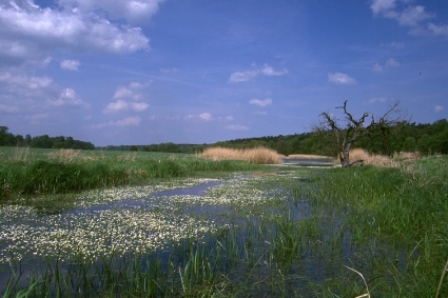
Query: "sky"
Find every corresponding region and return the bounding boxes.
[1,0,447,146]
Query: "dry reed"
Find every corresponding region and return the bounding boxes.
[12,146,30,162]
[393,151,421,161]
[347,148,398,167]
[46,149,98,162]
[199,147,283,164]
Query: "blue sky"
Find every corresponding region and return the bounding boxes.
[0,0,447,146]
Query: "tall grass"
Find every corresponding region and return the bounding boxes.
[199,146,283,164]
[0,148,261,200]
[306,155,448,296]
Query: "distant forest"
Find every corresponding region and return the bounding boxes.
[1,119,447,156]
[107,119,448,156]
[0,126,94,150]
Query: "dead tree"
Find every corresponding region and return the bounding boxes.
[317,100,401,167]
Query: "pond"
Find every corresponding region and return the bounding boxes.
[0,169,406,297]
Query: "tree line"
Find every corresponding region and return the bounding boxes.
[0,126,95,150]
[211,119,448,157]
[2,118,447,156]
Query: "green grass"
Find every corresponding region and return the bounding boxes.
[305,155,448,296]
[2,151,448,297]
[0,147,262,201]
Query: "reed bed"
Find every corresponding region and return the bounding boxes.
[345,148,398,167]
[199,146,283,164]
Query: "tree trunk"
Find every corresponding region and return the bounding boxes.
[340,147,351,167]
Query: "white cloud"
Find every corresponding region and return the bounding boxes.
[0,0,150,68]
[328,72,357,85]
[93,116,142,129]
[130,102,149,111]
[397,5,432,27]
[105,99,129,112]
[58,0,165,24]
[229,70,259,82]
[113,81,150,100]
[199,113,212,121]
[372,63,384,73]
[260,64,288,76]
[104,99,148,113]
[229,64,288,83]
[428,23,448,38]
[60,59,80,70]
[434,105,444,112]
[105,81,150,113]
[114,87,135,99]
[369,0,448,39]
[370,0,432,27]
[0,72,53,89]
[368,97,388,104]
[227,124,249,131]
[385,58,400,68]
[116,116,141,126]
[185,113,213,121]
[47,88,88,107]
[249,98,272,107]
[372,58,400,73]
[370,0,396,16]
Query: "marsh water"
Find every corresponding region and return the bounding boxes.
[0,168,404,296]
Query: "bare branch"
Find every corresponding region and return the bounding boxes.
[316,99,402,167]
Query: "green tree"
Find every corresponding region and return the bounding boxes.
[0,126,8,146]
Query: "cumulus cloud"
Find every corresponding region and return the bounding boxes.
[229,64,288,83]
[47,88,88,107]
[370,0,432,26]
[372,63,384,73]
[0,72,52,89]
[0,0,151,68]
[199,113,212,121]
[60,59,80,70]
[370,0,448,38]
[328,72,357,85]
[105,99,129,112]
[372,58,400,72]
[385,58,400,68]
[249,98,272,107]
[434,105,444,112]
[185,113,214,121]
[104,99,149,113]
[428,23,448,38]
[104,81,150,113]
[58,0,165,24]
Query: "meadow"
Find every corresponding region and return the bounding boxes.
[0,147,447,297]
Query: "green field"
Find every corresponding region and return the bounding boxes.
[1,147,447,297]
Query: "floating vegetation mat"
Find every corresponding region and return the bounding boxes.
[0,174,298,264]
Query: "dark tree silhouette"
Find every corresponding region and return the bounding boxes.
[317,100,401,167]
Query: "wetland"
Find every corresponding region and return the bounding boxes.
[0,149,447,297]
